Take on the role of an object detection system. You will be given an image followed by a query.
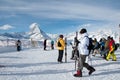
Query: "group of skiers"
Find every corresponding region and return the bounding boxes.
[99,36,117,61]
[56,28,119,77]
[56,28,95,77]
[82,35,117,61]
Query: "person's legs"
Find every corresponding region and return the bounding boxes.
[111,52,117,61]
[58,50,63,62]
[71,50,75,59]
[106,51,111,61]
[44,45,46,50]
[74,55,95,77]
[82,55,95,75]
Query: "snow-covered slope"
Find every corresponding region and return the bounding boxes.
[0,32,29,40]
[0,46,120,80]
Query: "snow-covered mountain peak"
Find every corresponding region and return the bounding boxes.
[29,23,51,41]
[29,23,41,34]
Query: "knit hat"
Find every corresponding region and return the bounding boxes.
[80,28,87,34]
[59,35,64,38]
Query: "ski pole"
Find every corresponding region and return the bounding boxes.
[75,59,77,70]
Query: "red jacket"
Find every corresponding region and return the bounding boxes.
[109,39,115,51]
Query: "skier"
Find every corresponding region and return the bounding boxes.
[44,39,47,50]
[51,40,54,50]
[101,36,111,59]
[106,37,117,61]
[74,28,95,77]
[16,40,22,51]
[57,35,65,63]
[92,38,100,56]
[99,38,106,56]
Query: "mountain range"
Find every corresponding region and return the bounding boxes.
[0,23,119,43]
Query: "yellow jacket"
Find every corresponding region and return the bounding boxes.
[57,38,65,50]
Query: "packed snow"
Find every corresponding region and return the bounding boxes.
[0,46,120,80]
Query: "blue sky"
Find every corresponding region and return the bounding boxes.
[0,0,120,34]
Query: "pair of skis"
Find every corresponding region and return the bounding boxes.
[74,31,78,70]
[65,37,67,63]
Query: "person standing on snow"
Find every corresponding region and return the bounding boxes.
[106,37,117,61]
[51,40,54,50]
[44,39,47,50]
[16,40,22,51]
[74,28,95,77]
[57,35,65,63]
[92,38,100,56]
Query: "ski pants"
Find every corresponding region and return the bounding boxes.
[77,55,94,71]
[106,50,116,61]
[44,45,46,50]
[58,50,64,62]
[17,46,21,51]
[51,44,54,49]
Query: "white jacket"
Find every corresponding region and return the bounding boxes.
[78,33,89,55]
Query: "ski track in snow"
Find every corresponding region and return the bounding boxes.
[0,46,120,80]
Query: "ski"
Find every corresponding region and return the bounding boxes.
[74,31,78,70]
[65,37,67,63]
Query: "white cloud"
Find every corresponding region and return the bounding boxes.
[0,0,120,23]
[0,0,120,34]
[0,24,14,30]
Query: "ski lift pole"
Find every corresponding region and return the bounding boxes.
[65,37,67,63]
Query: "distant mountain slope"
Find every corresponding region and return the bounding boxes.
[0,32,29,40]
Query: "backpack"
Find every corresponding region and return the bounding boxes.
[95,42,101,49]
[58,41,62,47]
[112,42,118,51]
[85,37,94,51]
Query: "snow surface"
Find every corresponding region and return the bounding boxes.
[0,46,120,80]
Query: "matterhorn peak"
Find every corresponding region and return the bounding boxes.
[29,23,51,41]
[29,23,40,34]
